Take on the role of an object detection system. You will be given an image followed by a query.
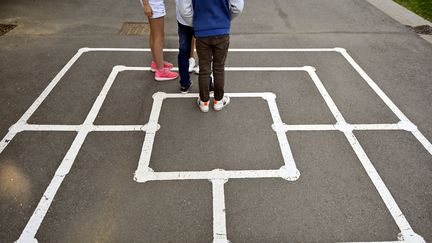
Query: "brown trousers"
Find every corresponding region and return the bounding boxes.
[196,35,230,102]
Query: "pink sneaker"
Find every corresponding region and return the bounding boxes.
[155,68,179,81]
[151,61,174,72]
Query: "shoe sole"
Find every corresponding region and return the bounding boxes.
[151,67,174,72]
[155,76,178,81]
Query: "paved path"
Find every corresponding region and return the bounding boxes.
[0,0,431,242]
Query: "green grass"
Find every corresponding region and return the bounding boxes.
[394,0,432,22]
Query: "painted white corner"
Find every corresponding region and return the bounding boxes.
[134,167,154,183]
[398,231,425,243]
[278,165,300,181]
[397,120,418,132]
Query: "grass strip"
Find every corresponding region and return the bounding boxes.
[394,0,432,22]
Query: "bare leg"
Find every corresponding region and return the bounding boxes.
[148,16,165,70]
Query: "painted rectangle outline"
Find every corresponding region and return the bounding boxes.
[0,48,429,243]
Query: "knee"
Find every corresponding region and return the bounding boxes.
[199,68,212,76]
[213,63,225,72]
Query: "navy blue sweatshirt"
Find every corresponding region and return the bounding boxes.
[179,0,244,37]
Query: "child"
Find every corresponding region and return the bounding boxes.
[140,0,179,81]
[175,2,212,93]
[179,0,244,112]
[175,0,195,93]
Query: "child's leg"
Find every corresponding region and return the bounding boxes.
[190,37,196,59]
[177,22,193,87]
[212,35,230,101]
[196,37,213,102]
[148,16,165,70]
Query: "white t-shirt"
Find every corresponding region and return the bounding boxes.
[175,0,191,26]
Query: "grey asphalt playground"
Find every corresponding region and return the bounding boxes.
[0,0,431,242]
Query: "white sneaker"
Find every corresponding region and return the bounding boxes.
[197,98,209,112]
[213,96,230,111]
[194,66,199,74]
[188,57,196,73]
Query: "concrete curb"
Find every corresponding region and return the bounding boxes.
[367,0,432,44]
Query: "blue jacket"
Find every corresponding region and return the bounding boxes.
[179,0,244,37]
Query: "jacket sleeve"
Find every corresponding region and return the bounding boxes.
[179,0,194,26]
[230,0,244,20]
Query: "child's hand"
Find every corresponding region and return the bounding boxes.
[143,4,153,17]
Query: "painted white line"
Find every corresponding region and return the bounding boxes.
[283,124,336,131]
[158,92,278,99]
[3,47,429,155]
[22,124,81,131]
[344,132,424,243]
[340,241,404,243]
[3,123,411,134]
[412,130,432,155]
[16,66,124,243]
[93,125,148,132]
[2,47,427,242]
[0,50,85,154]
[140,169,282,181]
[337,49,409,122]
[81,48,340,52]
[266,97,300,181]
[17,130,88,243]
[305,67,347,123]
[134,91,300,183]
[134,93,164,182]
[211,177,229,243]
[303,67,424,241]
[338,48,432,155]
[0,131,18,154]
[352,124,401,131]
[82,66,122,124]
[282,124,407,132]
[19,50,85,123]
[7,124,147,132]
[123,66,307,72]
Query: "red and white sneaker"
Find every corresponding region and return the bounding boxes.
[151,61,174,72]
[213,96,230,111]
[155,68,179,81]
[197,98,209,113]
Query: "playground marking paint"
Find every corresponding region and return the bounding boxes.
[0,48,428,243]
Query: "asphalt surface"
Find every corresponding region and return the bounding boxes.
[0,0,431,242]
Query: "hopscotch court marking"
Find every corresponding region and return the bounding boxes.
[0,48,429,243]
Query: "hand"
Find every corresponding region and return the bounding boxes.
[143,4,153,17]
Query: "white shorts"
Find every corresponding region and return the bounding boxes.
[140,0,166,19]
